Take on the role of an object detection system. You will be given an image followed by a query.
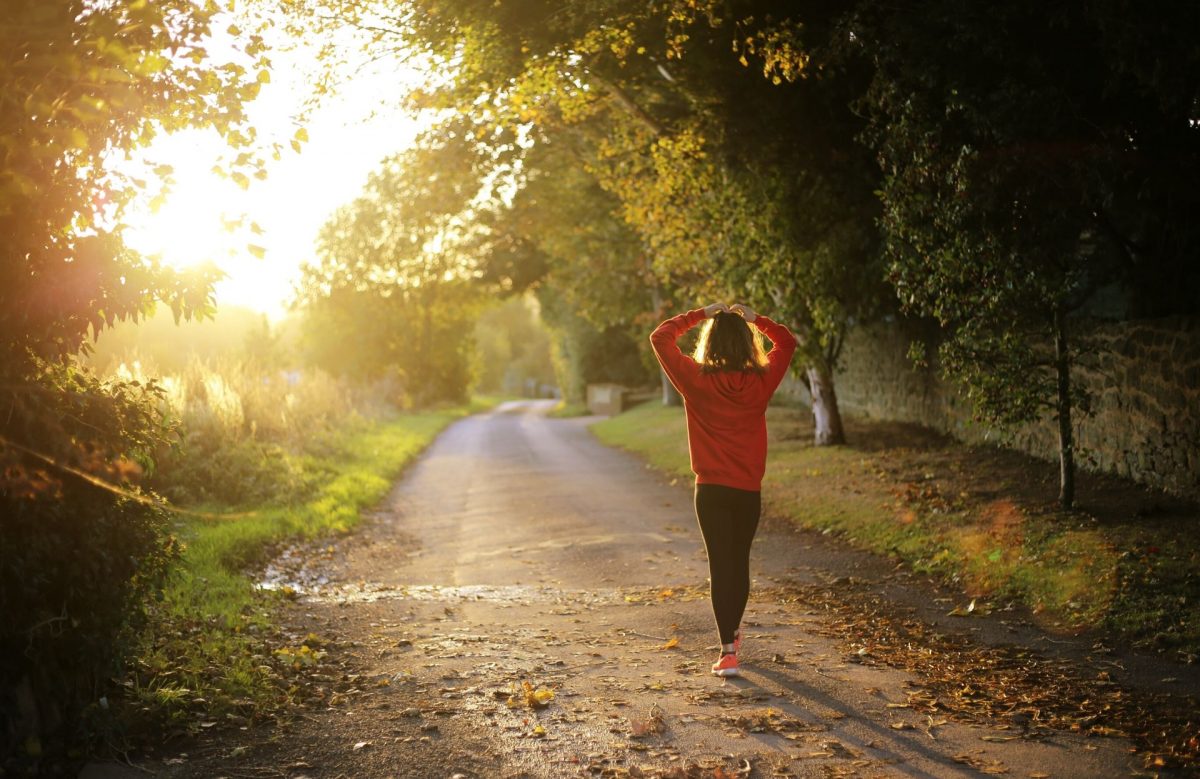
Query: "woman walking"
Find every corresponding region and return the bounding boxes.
[650,302,797,677]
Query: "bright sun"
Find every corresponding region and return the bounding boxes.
[123,135,251,273]
[118,18,428,321]
[121,128,309,319]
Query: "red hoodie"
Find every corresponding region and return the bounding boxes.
[650,309,798,492]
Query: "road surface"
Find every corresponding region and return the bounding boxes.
[116,400,1190,778]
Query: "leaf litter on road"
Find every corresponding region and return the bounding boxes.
[765,579,1200,771]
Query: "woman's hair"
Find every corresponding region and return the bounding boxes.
[692,312,769,374]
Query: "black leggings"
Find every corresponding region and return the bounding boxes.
[694,483,761,646]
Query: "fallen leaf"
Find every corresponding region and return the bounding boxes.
[507,680,554,709]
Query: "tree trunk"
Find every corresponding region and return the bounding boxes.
[806,363,846,446]
[649,284,681,406]
[661,369,681,406]
[1053,308,1075,509]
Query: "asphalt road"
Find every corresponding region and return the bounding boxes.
[102,399,1182,779]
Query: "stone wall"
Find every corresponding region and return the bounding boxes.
[778,316,1200,500]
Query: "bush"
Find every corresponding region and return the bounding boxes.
[1,351,394,768]
[0,491,177,768]
[0,361,179,771]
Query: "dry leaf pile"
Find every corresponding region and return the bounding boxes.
[770,580,1200,771]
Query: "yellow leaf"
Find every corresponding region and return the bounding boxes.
[247,244,266,259]
[257,69,271,84]
[294,127,309,143]
[526,681,554,707]
[508,680,554,709]
[659,636,679,650]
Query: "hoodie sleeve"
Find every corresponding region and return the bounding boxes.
[754,315,798,396]
[649,308,706,397]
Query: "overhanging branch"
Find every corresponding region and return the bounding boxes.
[586,71,666,137]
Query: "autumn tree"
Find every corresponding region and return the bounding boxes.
[0,0,268,762]
[480,137,667,403]
[283,0,886,443]
[583,2,885,441]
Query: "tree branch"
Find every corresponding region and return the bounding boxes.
[586,71,666,137]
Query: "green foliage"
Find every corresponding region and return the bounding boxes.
[295,141,489,406]
[854,0,1200,408]
[478,139,664,398]
[1,489,178,765]
[0,359,183,766]
[1,0,269,366]
[538,286,655,404]
[473,296,556,396]
[286,0,887,441]
[849,0,1200,503]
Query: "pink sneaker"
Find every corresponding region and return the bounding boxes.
[711,653,740,677]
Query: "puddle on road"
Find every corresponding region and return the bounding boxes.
[310,582,621,606]
[261,577,625,607]
[258,545,331,593]
[256,539,706,608]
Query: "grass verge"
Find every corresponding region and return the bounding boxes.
[591,401,1200,659]
[119,399,498,735]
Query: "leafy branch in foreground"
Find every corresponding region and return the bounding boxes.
[2,0,271,766]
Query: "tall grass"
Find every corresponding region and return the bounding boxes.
[112,356,394,505]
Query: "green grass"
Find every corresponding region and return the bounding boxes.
[591,402,1200,658]
[590,401,691,473]
[125,401,494,728]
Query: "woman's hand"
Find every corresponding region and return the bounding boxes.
[702,302,728,318]
[730,303,758,322]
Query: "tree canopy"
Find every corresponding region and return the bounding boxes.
[295,136,493,403]
[300,0,1197,499]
